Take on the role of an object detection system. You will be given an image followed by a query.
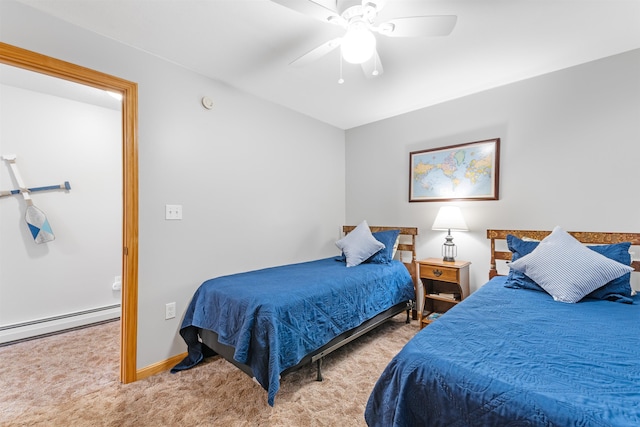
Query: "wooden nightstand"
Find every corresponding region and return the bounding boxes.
[417,258,471,329]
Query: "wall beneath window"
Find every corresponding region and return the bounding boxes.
[345,48,640,292]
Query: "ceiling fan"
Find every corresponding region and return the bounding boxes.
[270,0,457,80]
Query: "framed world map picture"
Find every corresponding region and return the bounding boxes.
[409,138,500,202]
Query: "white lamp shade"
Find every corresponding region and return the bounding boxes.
[432,206,468,231]
[341,24,376,64]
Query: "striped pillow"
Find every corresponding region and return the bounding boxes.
[509,226,634,303]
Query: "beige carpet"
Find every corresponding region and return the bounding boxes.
[0,314,418,426]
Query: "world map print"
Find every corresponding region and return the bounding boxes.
[410,140,498,201]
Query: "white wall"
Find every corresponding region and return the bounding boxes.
[0,1,345,368]
[346,48,640,293]
[0,83,122,342]
[5,0,637,371]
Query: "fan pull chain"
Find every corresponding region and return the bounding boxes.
[338,55,345,84]
[372,54,379,76]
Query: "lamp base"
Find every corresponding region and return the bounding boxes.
[442,230,457,263]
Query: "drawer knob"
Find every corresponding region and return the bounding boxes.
[432,269,443,277]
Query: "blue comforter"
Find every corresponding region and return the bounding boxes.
[172,257,414,406]
[365,276,640,426]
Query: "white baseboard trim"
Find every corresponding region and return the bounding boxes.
[0,305,121,345]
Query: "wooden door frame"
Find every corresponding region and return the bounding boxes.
[0,42,139,383]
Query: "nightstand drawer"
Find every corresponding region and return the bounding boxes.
[421,266,458,283]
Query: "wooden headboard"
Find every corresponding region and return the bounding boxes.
[487,229,640,279]
[343,226,418,278]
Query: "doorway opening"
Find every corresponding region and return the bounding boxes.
[0,42,139,383]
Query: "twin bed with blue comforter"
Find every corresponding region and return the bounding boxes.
[365,228,640,426]
[172,225,417,406]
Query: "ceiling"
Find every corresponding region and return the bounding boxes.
[15,0,640,130]
[0,63,123,111]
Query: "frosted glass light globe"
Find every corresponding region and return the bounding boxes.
[341,24,376,64]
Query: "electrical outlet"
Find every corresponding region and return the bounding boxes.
[165,204,182,220]
[165,302,176,319]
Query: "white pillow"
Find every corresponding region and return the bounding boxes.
[391,236,400,259]
[335,220,385,267]
[509,226,634,303]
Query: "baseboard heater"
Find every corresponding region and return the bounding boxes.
[0,304,121,346]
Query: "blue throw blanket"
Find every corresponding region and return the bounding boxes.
[365,276,640,426]
[172,257,414,406]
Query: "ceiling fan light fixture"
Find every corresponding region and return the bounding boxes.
[341,22,376,64]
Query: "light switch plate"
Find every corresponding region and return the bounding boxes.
[165,302,176,319]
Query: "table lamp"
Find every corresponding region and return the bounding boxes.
[432,206,468,262]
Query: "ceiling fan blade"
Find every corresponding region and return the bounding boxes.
[290,38,342,67]
[270,0,343,24]
[361,50,384,78]
[378,15,457,37]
